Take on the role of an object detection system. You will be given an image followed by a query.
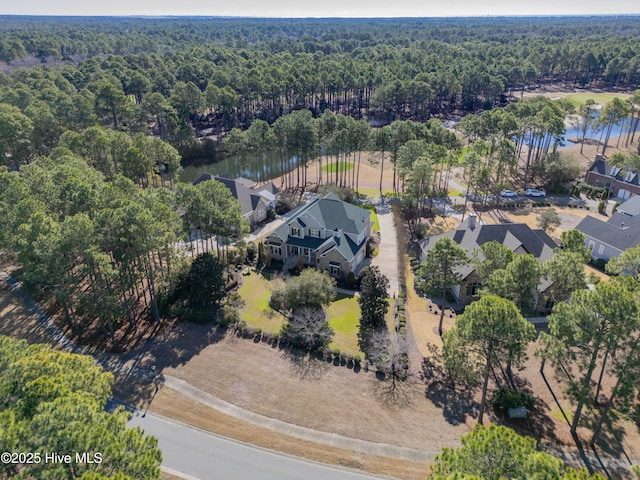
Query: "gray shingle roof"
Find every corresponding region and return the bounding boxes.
[576,215,640,253]
[193,174,277,218]
[589,159,640,186]
[269,193,370,262]
[576,195,640,253]
[419,219,558,280]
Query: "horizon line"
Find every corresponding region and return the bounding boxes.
[1,13,640,19]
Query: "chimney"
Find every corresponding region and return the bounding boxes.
[469,212,477,230]
[595,153,604,162]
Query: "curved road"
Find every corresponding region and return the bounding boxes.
[129,411,389,480]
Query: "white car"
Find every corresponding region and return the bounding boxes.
[525,188,546,197]
[500,189,518,198]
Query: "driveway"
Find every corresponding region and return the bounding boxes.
[370,202,399,297]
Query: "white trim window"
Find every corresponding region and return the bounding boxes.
[291,227,302,238]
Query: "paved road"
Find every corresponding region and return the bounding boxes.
[129,411,389,480]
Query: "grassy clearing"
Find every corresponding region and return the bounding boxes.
[321,160,354,173]
[565,92,631,107]
[327,293,361,356]
[237,272,286,334]
[358,187,394,199]
[360,204,380,231]
[239,274,363,354]
[447,188,462,197]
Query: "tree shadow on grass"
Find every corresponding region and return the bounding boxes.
[421,344,479,425]
[281,348,330,380]
[371,370,419,408]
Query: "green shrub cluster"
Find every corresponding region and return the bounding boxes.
[491,388,535,410]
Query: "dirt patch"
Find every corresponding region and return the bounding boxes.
[501,205,594,239]
[0,284,57,347]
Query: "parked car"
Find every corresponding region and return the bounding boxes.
[525,188,546,197]
[500,189,518,197]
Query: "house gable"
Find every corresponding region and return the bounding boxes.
[192,174,278,226]
[576,194,640,260]
[265,193,371,275]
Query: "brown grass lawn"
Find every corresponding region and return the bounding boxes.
[150,387,429,480]
[159,332,469,451]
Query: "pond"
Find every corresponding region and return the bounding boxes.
[563,117,636,146]
[180,152,302,184]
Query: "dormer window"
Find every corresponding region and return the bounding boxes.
[309,229,321,238]
[291,227,302,237]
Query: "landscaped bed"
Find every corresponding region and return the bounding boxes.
[237,271,367,356]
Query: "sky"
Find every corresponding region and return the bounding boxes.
[0,0,638,17]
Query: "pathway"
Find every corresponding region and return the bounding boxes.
[162,375,436,463]
[370,201,399,297]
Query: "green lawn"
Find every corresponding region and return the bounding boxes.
[447,188,462,197]
[238,273,364,354]
[237,272,286,334]
[327,293,362,356]
[360,204,380,232]
[357,187,394,199]
[565,92,631,107]
[321,160,354,173]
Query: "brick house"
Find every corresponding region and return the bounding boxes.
[585,155,640,200]
[265,193,372,280]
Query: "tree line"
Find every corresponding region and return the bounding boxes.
[0,135,245,348]
[0,16,639,161]
[0,335,162,479]
[418,232,640,447]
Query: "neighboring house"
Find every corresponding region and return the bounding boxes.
[265,192,372,280]
[576,194,640,261]
[193,174,278,228]
[585,155,640,200]
[419,214,557,310]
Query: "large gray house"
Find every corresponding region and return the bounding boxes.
[193,174,278,228]
[576,195,640,261]
[265,193,372,279]
[419,214,557,308]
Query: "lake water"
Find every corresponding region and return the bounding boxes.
[181,116,638,183]
[180,152,301,184]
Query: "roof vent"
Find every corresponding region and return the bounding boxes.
[622,222,625,228]
[469,212,477,230]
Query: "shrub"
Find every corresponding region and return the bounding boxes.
[354,355,361,365]
[414,222,428,240]
[346,271,356,289]
[613,202,621,214]
[491,388,535,410]
[598,200,606,214]
[594,258,607,270]
[332,348,341,357]
[246,242,256,263]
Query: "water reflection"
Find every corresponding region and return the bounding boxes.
[180,152,301,184]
